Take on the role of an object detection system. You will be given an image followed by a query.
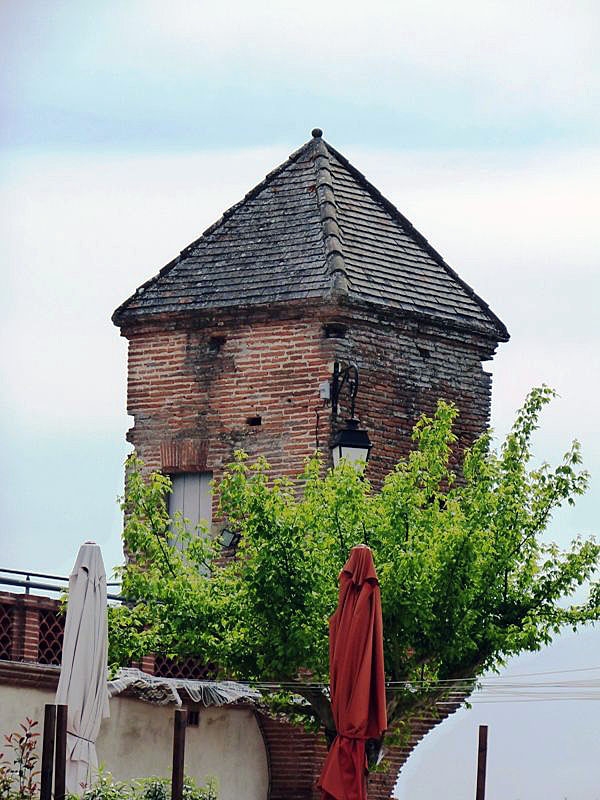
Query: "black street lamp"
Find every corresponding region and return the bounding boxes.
[330,418,373,467]
[329,362,372,468]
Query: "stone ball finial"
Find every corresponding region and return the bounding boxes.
[311,128,323,138]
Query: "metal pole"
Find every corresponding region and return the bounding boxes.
[40,705,56,800]
[54,705,68,800]
[475,724,488,800]
[171,708,187,800]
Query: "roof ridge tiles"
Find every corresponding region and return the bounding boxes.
[311,135,349,300]
[324,142,509,342]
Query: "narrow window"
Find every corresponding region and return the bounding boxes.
[168,472,213,532]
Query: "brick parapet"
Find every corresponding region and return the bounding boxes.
[139,654,157,674]
[0,592,60,663]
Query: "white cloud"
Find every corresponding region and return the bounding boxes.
[5,1,599,134]
[124,0,598,111]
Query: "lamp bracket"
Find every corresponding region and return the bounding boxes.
[331,361,359,420]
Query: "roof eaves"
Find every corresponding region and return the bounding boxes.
[330,292,504,356]
[111,252,181,326]
[324,142,510,343]
[113,295,337,334]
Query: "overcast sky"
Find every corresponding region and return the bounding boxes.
[1,2,599,798]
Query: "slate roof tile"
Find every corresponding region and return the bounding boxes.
[113,132,508,342]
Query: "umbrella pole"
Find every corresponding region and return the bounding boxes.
[171,708,188,800]
[54,704,68,800]
[40,705,56,800]
[475,724,488,800]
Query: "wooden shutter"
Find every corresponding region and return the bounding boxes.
[169,472,212,531]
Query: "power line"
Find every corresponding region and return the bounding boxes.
[247,666,600,705]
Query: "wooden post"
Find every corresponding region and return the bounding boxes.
[54,704,68,800]
[476,724,488,800]
[40,704,56,800]
[171,708,188,800]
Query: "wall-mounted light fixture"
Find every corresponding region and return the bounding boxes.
[329,362,372,467]
[221,527,241,549]
[330,418,373,468]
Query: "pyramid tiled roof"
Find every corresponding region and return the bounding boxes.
[113,131,508,341]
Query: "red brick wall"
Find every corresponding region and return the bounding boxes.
[257,714,327,800]
[328,309,497,483]
[122,305,497,489]
[125,315,335,487]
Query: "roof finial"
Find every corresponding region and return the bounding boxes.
[312,128,323,138]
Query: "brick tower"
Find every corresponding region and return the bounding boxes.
[113,129,508,798]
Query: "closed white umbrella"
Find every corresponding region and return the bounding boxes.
[56,542,110,794]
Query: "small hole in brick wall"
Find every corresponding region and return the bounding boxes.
[246,415,262,426]
[208,335,226,353]
[323,322,347,339]
[417,345,431,359]
[187,709,200,726]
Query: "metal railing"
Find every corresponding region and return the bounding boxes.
[0,567,123,601]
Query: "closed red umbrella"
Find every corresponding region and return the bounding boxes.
[318,545,387,800]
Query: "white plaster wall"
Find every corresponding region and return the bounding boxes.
[0,684,268,800]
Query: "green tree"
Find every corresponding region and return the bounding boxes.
[110,387,599,740]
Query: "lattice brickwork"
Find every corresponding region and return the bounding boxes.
[154,655,216,680]
[37,608,63,665]
[0,602,12,659]
[1,591,215,679]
